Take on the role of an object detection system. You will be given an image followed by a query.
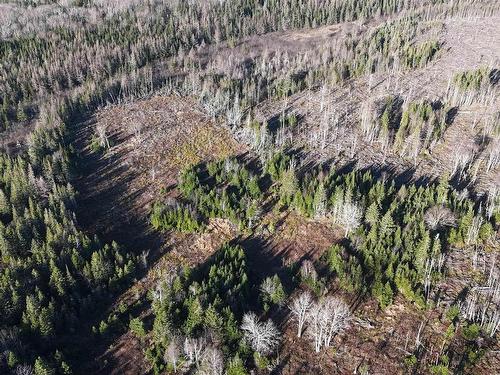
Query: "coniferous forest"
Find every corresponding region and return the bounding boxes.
[0,1,499,374]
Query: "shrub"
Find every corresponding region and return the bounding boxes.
[129,317,146,339]
[462,323,480,341]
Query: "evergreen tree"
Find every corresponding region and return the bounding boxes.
[34,357,55,375]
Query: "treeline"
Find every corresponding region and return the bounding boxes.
[3,0,486,133]
[0,30,162,371]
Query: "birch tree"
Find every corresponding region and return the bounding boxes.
[164,336,181,372]
[289,291,313,337]
[308,297,351,352]
[15,365,34,375]
[95,123,110,149]
[332,199,363,237]
[309,302,325,353]
[340,201,362,236]
[198,346,224,375]
[184,336,206,367]
[300,260,318,284]
[322,296,351,347]
[424,205,456,230]
[241,312,281,355]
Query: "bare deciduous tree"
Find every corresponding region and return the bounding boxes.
[308,302,325,353]
[322,296,351,347]
[226,94,243,127]
[241,312,280,355]
[340,201,362,236]
[424,205,456,230]
[198,346,224,375]
[485,186,499,220]
[95,123,110,149]
[260,277,277,298]
[466,216,483,245]
[152,268,179,302]
[300,260,318,283]
[184,336,206,367]
[15,365,34,375]
[289,291,313,337]
[164,336,182,372]
[308,296,351,352]
[332,198,362,236]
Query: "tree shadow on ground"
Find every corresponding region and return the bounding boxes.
[66,111,170,374]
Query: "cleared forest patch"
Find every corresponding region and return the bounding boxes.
[75,95,240,239]
[94,95,240,196]
[73,95,242,374]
